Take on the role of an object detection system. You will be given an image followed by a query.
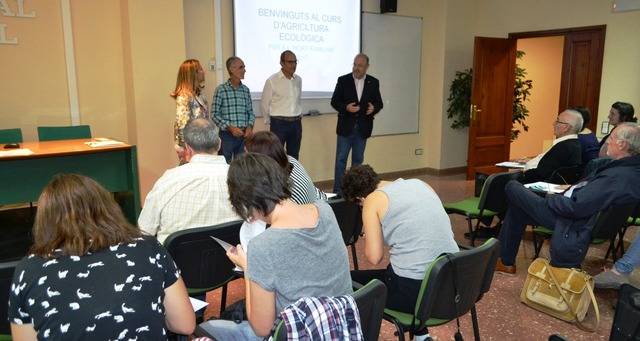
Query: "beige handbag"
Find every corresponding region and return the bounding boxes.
[520,258,600,332]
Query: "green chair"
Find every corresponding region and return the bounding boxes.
[531,202,638,260]
[0,128,23,144]
[163,220,243,316]
[272,279,388,341]
[37,125,91,141]
[383,238,500,341]
[444,171,523,246]
[606,204,640,259]
[1,261,18,340]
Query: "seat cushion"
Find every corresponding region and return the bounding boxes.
[443,198,497,217]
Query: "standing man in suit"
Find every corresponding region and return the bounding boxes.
[331,54,383,195]
[260,50,303,159]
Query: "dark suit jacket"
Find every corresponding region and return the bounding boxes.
[522,138,582,184]
[331,73,383,139]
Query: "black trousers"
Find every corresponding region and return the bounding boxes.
[351,263,422,314]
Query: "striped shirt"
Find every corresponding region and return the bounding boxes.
[288,155,328,204]
[138,154,240,243]
[211,79,255,131]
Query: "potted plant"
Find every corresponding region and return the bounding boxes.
[446,51,533,140]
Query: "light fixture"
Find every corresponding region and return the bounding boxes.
[612,0,640,12]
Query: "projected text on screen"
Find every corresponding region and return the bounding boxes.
[234,0,361,99]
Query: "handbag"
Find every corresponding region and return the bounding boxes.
[220,299,247,324]
[520,258,600,332]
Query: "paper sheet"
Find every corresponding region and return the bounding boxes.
[0,148,34,157]
[524,181,565,193]
[84,139,125,147]
[240,220,266,249]
[496,161,525,169]
[189,297,208,312]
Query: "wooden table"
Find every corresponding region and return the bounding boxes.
[0,139,141,224]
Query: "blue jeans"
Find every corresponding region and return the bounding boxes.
[270,118,302,159]
[219,130,245,164]
[498,181,557,265]
[614,234,640,274]
[198,320,262,341]
[333,124,367,194]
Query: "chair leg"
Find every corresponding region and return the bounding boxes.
[471,305,481,341]
[351,244,359,270]
[532,229,549,259]
[614,226,629,258]
[219,283,228,316]
[532,231,541,258]
[605,238,618,262]
[467,215,475,247]
[384,317,406,341]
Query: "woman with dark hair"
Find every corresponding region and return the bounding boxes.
[9,174,195,340]
[198,153,352,339]
[341,165,458,324]
[245,130,327,204]
[599,101,636,157]
[172,59,209,164]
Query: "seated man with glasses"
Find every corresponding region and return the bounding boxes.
[519,109,583,184]
[497,123,640,275]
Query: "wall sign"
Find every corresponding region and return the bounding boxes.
[0,0,37,45]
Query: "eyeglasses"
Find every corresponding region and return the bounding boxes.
[283,60,298,65]
[554,120,571,127]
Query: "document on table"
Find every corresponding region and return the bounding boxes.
[495,161,525,169]
[0,148,34,157]
[524,181,565,193]
[84,138,125,147]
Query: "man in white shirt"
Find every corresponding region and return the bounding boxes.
[138,118,240,243]
[520,109,583,184]
[260,50,303,159]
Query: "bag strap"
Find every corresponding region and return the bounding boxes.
[545,265,600,332]
[445,254,464,341]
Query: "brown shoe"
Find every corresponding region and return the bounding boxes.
[495,258,516,276]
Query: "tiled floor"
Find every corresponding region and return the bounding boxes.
[203,172,639,340]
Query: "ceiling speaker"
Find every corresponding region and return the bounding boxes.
[381,0,397,14]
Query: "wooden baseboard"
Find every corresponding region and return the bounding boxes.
[315,166,467,191]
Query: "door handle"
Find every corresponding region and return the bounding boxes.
[470,104,482,121]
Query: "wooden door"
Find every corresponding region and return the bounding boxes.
[466,37,517,180]
[558,29,606,131]
[510,25,606,133]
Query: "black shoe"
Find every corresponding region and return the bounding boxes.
[464,227,495,240]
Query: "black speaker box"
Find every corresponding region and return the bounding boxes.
[380,0,397,13]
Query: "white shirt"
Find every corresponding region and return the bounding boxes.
[525,134,578,170]
[138,154,240,243]
[353,74,365,101]
[260,70,302,124]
